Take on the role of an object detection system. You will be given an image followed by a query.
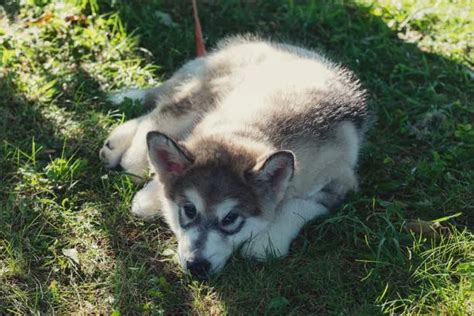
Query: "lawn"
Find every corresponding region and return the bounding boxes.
[0,0,473,314]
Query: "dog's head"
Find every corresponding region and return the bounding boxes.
[146,131,294,278]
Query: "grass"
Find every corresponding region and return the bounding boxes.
[0,0,473,314]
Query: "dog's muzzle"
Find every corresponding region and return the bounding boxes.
[186,258,211,279]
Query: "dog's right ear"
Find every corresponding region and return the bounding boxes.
[147,131,194,181]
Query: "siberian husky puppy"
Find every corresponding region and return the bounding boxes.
[100,36,369,277]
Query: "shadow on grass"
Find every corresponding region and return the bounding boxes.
[0,61,107,311]
[0,39,197,312]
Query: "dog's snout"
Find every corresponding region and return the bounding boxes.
[186,258,211,279]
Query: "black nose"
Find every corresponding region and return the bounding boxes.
[186,259,211,279]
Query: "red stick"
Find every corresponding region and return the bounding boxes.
[192,0,206,56]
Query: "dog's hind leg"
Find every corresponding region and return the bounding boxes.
[100,58,212,180]
[99,88,161,173]
[116,106,201,180]
[99,118,140,170]
[100,108,201,180]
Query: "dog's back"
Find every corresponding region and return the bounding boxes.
[186,36,368,201]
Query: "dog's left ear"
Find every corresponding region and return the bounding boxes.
[147,131,194,182]
[249,150,295,201]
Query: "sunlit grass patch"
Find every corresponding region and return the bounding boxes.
[382,228,474,314]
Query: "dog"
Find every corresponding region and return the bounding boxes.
[100,36,369,278]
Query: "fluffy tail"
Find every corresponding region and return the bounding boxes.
[192,0,206,56]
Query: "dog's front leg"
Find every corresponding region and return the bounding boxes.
[242,198,328,260]
[131,178,163,219]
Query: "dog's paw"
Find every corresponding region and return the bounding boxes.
[99,138,124,169]
[131,180,162,219]
[99,119,139,169]
[240,233,287,261]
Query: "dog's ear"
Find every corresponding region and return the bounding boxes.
[147,131,193,182]
[248,150,295,202]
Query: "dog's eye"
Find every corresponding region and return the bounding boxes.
[222,212,239,226]
[183,203,197,219]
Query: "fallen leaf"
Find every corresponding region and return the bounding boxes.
[28,11,54,26]
[62,248,80,264]
[404,219,450,239]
